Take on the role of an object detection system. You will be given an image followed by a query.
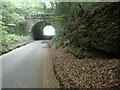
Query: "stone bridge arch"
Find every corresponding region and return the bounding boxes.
[31,21,55,40]
[24,16,57,40]
[24,18,41,33]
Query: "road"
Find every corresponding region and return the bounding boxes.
[1,41,58,88]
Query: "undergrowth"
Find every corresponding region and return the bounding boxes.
[0,30,32,55]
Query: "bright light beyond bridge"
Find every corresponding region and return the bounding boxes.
[43,25,55,36]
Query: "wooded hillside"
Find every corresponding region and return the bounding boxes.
[51,2,120,58]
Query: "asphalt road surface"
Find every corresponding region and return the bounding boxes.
[1,41,58,88]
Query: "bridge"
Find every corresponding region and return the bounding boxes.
[24,14,57,40]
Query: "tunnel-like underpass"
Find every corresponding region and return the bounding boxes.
[31,21,55,40]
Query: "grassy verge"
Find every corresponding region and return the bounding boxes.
[0,30,33,55]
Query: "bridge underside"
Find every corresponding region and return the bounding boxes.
[31,22,43,40]
[31,21,53,40]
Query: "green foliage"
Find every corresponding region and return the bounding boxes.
[51,2,120,58]
[50,2,95,47]
[53,2,94,20]
[0,30,32,53]
[78,37,91,46]
[2,2,25,25]
[50,35,61,48]
[12,2,45,18]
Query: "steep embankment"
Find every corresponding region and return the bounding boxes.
[51,2,120,58]
[51,2,120,89]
